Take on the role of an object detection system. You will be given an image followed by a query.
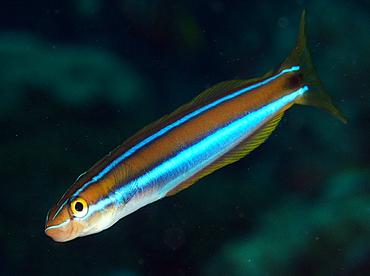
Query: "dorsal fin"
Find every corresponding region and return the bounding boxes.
[182,76,270,110]
[122,71,276,148]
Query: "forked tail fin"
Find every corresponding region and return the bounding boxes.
[279,10,347,123]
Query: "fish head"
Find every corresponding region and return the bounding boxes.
[45,193,118,242]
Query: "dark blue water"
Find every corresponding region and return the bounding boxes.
[0,1,369,275]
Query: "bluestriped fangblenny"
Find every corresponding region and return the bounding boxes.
[45,11,346,242]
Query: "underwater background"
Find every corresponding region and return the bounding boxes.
[1,0,369,275]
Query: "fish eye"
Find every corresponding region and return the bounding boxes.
[70,197,88,218]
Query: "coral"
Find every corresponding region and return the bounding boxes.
[0,32,147,118]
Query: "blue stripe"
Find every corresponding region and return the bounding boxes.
[123,85,308,197]
[73,66,300,197]
[45,218,71,231]
[83,85,308,216]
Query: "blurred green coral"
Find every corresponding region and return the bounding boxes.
[204,168,370,276]
[0,32,147,117]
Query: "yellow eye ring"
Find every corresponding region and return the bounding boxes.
[70,197,88,218]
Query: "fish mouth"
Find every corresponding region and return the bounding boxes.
[45,218,76,242]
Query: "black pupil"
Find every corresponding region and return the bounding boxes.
[75,202,84,212]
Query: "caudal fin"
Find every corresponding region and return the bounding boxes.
[279,10,347,123]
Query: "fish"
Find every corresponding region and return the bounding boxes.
[45,10,347,242]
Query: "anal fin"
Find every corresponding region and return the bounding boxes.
[165,111,284,196]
